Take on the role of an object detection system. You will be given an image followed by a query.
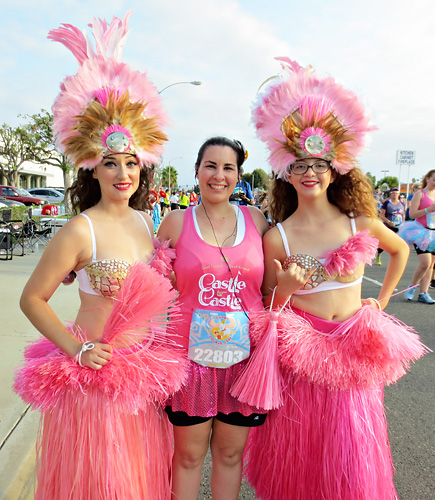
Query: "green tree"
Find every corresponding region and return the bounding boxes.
[376,176,399,190]
[241,168,269,190]
[365,172,376,189]
[0,122,44,186]
[161,165,178,189]
[24,110,74,188]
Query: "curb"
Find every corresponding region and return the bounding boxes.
[0,410,38,500]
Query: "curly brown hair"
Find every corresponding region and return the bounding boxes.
[67,168,151,214]
[268,166,378,224]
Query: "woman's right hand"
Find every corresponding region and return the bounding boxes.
[78,342,113,370]
[274,259,316,297]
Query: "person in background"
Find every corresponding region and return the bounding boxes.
[158,136,269,500]
[373,186,384,211]
[189,190,198,206]
[399,169,435,304]
[179,189,189,210]
[13,14,185,499]
[170,190,180,211]
[375,187,405,265]
[159,184,167,216]
[229,166,254,206]
[163,188,171,213]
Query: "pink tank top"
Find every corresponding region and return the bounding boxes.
[416,190,434,227]
[173,206,264,350]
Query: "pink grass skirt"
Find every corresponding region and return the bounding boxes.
[244,305,427,500]
[14,262,187,500]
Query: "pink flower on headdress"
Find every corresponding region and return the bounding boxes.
[102,124,132,153]
[299,127,331,157]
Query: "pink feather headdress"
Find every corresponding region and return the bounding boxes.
[49,12,168,170]
[252,57,376,178]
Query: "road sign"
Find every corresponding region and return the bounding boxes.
[396,150,416,165]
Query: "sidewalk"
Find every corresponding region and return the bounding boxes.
[0,248,80,499]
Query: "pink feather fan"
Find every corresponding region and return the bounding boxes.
[252,57,376,178]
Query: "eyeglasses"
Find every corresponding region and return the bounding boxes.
[290,161,331,175]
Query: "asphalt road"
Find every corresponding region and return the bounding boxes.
[199,248,434,500]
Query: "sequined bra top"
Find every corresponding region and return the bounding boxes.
[75,212,151,298]
[277,217,378,295]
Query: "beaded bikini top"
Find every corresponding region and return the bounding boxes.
[83,259,131,298]
[75,212,151,299]
[277,223,378,292]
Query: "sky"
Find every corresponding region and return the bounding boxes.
[1,0,434,189]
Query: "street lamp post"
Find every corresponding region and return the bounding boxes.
[158,81,202,94]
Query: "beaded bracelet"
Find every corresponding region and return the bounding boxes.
[75,341,95,367]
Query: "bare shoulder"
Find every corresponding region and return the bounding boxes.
[263,225,287,260]
[157,209,186,246]
[354,214,378,232]
[245,205,269,236]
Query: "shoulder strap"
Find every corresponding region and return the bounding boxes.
[349,213,357,235]
[79,213,97,261]
[276,223,291,257]
[135,210,152,239]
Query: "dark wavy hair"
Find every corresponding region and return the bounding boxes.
[195,136,247,175]
[67,168,151,214]
[268,166,378,224]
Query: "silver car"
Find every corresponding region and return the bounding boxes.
[28,188,65,204]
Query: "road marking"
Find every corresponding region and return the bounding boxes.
[363,276,398,292]
[363,276,384,287]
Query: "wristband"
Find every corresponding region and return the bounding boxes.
[424,207,429,214]
[74,341,95,367]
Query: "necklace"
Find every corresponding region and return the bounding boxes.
[201,203,248,318]
[201,203,238,252]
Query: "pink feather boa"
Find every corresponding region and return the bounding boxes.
[13,261,187,413]
[322,229,378,277]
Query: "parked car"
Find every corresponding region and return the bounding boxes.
[0,196,25,207]
[28,188,65,204]
[0,186,48,206]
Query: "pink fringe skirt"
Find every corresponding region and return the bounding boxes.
[13,262,187,500]
[244,305,427,500]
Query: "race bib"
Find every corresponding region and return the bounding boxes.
[391,213,403,226]
[427,212,435,229]
[188,309,250,369]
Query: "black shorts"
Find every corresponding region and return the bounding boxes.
[414,243,435,256]
[165,406,267,428]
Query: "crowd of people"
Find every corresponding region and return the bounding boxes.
[12,13,430,500]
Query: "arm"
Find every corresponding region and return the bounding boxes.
[358,216,409,309]
[157,209,186,247]
[379,207,393,226]
[20,218,113,369]
[262,227,314,308]
[409,190,435,220]
[246,205,270,237]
